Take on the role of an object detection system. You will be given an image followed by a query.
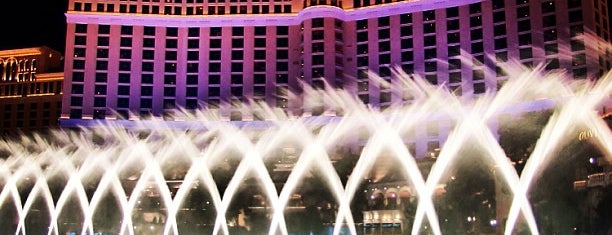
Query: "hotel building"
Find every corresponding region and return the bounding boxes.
[0,47,64,137]
[60,0,610,157]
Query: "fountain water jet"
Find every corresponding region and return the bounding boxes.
[0,61,610,235]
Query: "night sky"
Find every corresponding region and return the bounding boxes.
[0,0,69,53]
[0,0,611,54]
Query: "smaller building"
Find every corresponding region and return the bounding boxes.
[0,46,64,137]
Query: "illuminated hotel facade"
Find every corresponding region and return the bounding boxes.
[60,0,610,156]
[0,47,64,136]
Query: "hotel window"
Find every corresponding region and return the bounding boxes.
[572,53,586,66]
[208,87,220,97]
[142,62,154,72]
[496,51,508,62]
[424,23,435,34]
[277,26,288,35]
[425,75,437,85]
[447,32,460,44]
[120,4,127,13]
[96,61,108,70]
[379,41,390,52]
[188,28,200,37]
[446,7,459,18]
[210,39,221,48]
[492,0,504,9]
[493,11,505,23]
[255,50,266,60]
[469,2,481,14]
[277,50,288,59]
[187,39,199,49]
[544,29,557,42]
[118,86,130,96]
[542,1,555,13]
[144,26,156,36]
[400,25,413,36]
[473,70,484,80]
[95,85,107,95]
[357,44,368,54]
[424,48,436,60]
[74,48,86,58]
[232,27,244,36]
[117,98,130,109]
[98,37,109,46]
[448,46,460,57]
[448,58,461,70]
[141,86,153,96]
[119,49,132,59]
[471,29,483,40]
[72,84,84,94]
[72,72,85,81]
[400,13,412,24]
[447,19,459,31]
[571,40,585,51]
[232,38,244,47]
[75,24,87,33]
[517,6,530,18]
[120,37,132,47]
[423,10,435,21]
[231,63,243,72]
[425,61,437,72]
[449,72,461,83]
[231,87,242,96]
[255,26,267,36]
[544,44,558,55]
[378,28,390,39]
[75,36,86,45]
[543,15,556,27]
[518,20,531,32]
[401,51,413,61]
[356,19,368,30]
[186,75,198,85]
[495,38,507,50]
[166,39,178,48]
[97,48,109,58]
[143,50,155,60]
[471,43,483,54]
[494,25,506,37]
[210,51,221,60]
[188,51,199,60]
[518,34,532,46]
[143,38,155,48]
[119,73,130,83]
[377,16,389,27]
[424,35,436,47]
[165,63,177,72]
[470,16,482,28]
[255,38,266,47]
[357,32,368,42]
[519,48,532,59]
[567,0,580,8]
[474,83,486,94]
[379,54,391,64]
[164,87,176,96]
[119,61,131,71]
[546,58,560,69]
[98,25,110,34]
[71,97,83,106]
